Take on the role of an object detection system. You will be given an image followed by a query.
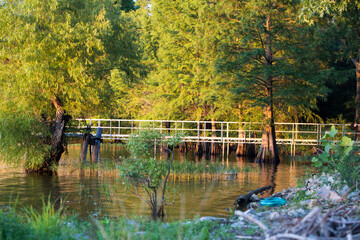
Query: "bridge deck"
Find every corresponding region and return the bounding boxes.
[70,119,358,147]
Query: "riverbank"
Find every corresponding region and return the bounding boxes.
[225,173,360,239]
[1,173,359,239]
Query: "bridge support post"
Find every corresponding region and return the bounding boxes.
[80,126,92,163]
[91,127,103,163]
[221,123,224,160]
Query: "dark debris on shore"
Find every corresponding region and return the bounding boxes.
[203,173,360,239]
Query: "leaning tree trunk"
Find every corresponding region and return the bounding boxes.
[40,97,70,174]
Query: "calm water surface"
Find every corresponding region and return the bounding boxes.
[0,144,309,221]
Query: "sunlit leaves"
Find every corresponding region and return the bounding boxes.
[0,113,51,168]
[0,0,141,118]
[0,0,142,167]
[118,129,183,219]
[312,126,359,186]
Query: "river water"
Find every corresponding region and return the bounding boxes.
[0,144,309,221]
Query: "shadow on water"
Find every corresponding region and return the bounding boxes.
[0,144,310,221]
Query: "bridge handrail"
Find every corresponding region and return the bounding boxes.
[70,119,356,146]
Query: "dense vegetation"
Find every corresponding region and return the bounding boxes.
[0,0,358,167]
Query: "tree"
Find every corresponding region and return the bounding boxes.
[300,0,360,136]
[118,129,182,220]
[216,0,330,163]
[133,0,240,155]
[135,0,230,122]
[0,0,141,173]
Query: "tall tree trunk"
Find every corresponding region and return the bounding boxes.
[256,92,279,164]
[352,54,360,140]
[247,133,256,157]
[210,118,218,155]
[195,142,203,155]
[256,14,279,164]
[235,105,246,156]
[201,123,210,155]
[179,142,187,152]
[195,122,202,155]
[235,131,246,156]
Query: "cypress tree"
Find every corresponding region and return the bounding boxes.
[138,0,229,122]
[216,0,330,163]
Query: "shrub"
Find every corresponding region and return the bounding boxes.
[118,129,182,220]
[312,126,360,187]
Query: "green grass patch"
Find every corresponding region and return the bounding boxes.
[0,203,235,240]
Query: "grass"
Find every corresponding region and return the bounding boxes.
[0,197,81,240]
[0,201,236,240]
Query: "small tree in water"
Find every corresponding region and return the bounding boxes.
[118,129,182,220]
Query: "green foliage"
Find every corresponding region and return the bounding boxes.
[126,129,163,158]
[119,156,168,188]
[23,197,65,235]
[1,201,235,240]
[312,126,360,186]
[118,129,183,220]
[0,198,83,240]
[118,0,136,12]
[0,0,139,117]
[135,0,234,121]
[216,0,330,114]
[0,113,51,169]
[300,0,360,123]
[292,190,315,206]
[0,0,143,170]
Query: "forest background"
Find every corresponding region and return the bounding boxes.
[0,0,359,171]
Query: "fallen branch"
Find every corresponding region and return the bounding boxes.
[234,185,273,209]
[271,233,308,240]
[236,236,263,240]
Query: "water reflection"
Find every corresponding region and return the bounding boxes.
[0,144,309,221]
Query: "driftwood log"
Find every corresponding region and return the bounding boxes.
[234,185,273,209]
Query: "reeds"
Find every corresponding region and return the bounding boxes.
[63,158,256,181]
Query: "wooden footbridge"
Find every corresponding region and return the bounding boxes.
[70,119,358,155]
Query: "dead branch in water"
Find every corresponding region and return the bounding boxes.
[234,185,273,209]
